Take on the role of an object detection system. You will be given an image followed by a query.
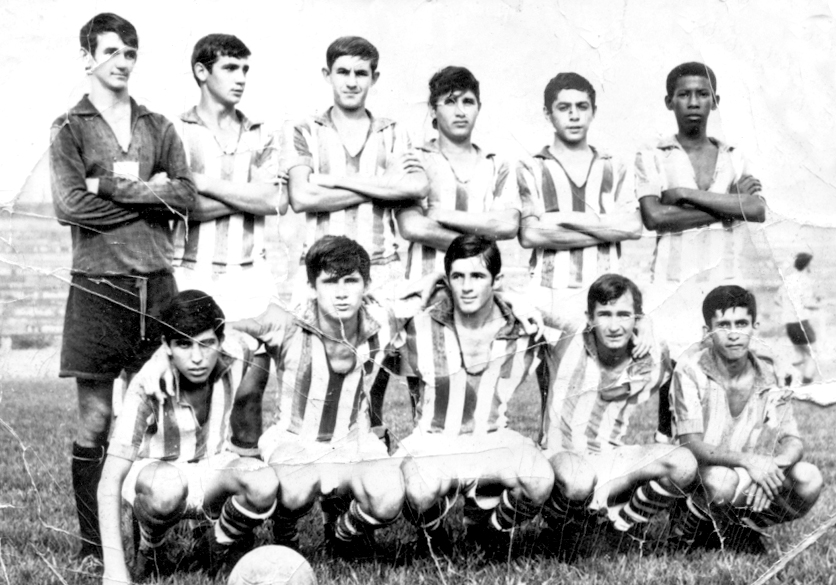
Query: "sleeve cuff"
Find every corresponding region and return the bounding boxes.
[284,155,314,171]
[674,418,704,437]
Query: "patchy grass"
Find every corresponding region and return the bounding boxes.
[0,376,834,584]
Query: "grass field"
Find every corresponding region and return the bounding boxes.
[1,371,834,585]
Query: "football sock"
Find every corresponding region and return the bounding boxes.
[320,496,350,527]
[133,495,186,550]
[334,499,397,542]
[617,480,680,531]
[670,495,712,541]
[215,496,276,545]
[542,489,588,526]
[271,502,313,547]
[71,442,106,556]
[407,493,458,532]
[490,489,542,532]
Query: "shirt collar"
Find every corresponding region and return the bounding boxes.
[428,295,525,340]
[180,106,262,131]
[417,138,495,158]
[72,94,151,120]
[657,134,734,154]
[295,298,383,344]
[314,106,394,133]
[697,347,773,395]
[534,144,610,161]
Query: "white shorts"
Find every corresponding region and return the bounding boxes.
[174,262,276,322]
[121,451,240,515]
[259,426,389,465]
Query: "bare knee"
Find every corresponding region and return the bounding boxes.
[135,462,187,517]
[401,458,444,515]
[76,379,114,446]
[237,467,279,512]
[661,447,699,490]
[515,448,555,506]
[550,451,595,502]
[699,466,738,506]
[274,466,318,513]
[359,463,405,522]
[788,462,823,505]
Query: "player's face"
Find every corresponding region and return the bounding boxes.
[166,329,221,385]
[707,307,755,362]
[665,76,718,133]
[588,291,637,352]
[432,89,480,142]
[199,55,249,107]
[86,32,137,93]
[546,89,595,146]
[313,270,368,323]
[323,56,379,112]
[447,256,499,316]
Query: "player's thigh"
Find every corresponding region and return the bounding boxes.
[196,453,276,512]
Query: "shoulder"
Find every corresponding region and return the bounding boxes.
[674,347,710,380]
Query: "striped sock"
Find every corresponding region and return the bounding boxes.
[334,499,398,542]
[542,489,588,527]
[490,490,541,532]
[412,493,457,531]
[671,495,712,541]
[133,496,185,550]
[617,480,680,532]
[320,496,350,527]
[215,496,276,545]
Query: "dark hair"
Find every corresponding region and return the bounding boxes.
[80,13,138,55]
[587,274,643,316]
[702,285,757,326]
[429,66,480,130]
[159,290,225,342]
[191,34,251,85]
[444,234,501,280]
[543,72,596,111]
[666,62,717,98]
[305,236,371,286]
[794,252,813,272]
[326,36,379,73]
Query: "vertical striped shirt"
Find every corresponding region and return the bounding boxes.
[404,140,522,280]
[254,300,403,443]
[635,136,757,284]
[519,147,636,290]
[539,328,671,454]
[670,348,800,454]
[282,108,411,265]
[398,297,568,436]
[108,339,250,463]
[173,108,279,272]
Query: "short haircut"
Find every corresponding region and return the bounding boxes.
[325,36,379,73]
[543,72,596,111]
[79,13,138,55]
[191,34,251,85]
[305,235,371,286]
[444,234,501,280]
[428,66,480,129]
[702,285,757,326]
[666,62,717,98]
[159,290,225,342]
[794,252,813,272]
[587,274,643,316]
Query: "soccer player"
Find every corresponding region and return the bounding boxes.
[397,66,521,282]
[173,33,287,456]
[783,252,820,385]
[540,274,697,558]
[395,235,557,557]
[519,72,641,316]
[284,36,428,303]
[49,13,196,562]
[98,291,278,584]
[669,286,822,552]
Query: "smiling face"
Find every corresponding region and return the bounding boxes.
[588,291,637,354]
[447,255,499,316]
[312,269,367,324]
[323,55,378,112]
[665,75,718,135]
[166,328,221,385]
[707,307,755,363]
[86,31,137,94]
[432,89,480,142]
[197,55,249,107]
[546,88,595,146]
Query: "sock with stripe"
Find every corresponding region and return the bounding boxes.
[542,489,588,527]
[133,494,186,550]
[215,496,277,545]
[489,489,542,532]
[616,480,681,532]
[334,499,398,542]
[670,495,713,543]
[407,493,458,532]
[320,496,350,528]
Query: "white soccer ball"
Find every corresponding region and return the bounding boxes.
[227,545,317,585]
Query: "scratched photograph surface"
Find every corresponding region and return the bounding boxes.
[0,1,835,584]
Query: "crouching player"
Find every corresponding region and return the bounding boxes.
[98,291,278,584]
[669,286,823,552]
[395,235,556,558]
[541,274,697,559]
[233,236,410,558]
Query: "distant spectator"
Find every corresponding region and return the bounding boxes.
[784,252,820,385]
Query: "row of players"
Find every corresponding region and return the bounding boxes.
[47,12,778,574]
[99,234,822,584]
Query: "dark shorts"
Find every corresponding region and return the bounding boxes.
[786,320,816,346]
[60,272,177,380]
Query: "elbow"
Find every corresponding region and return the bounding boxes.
[746,202,766,223]
[518,229,539,249]
[398,221,422,242]
[289,190,312,214]
[641,213,661,232]
[492,222,519,241]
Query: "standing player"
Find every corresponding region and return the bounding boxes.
[669,286,822,552]
[397,66,521,282]
[49,13,196,562]
[540,274,697,558]
[395,235,558,557]
[519,72,642,317]
[783,252,820,385]
[284,36,428,303]
[174,33,287,455]
[98,291,278,584]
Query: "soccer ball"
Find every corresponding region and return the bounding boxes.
[227,545,317,585]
